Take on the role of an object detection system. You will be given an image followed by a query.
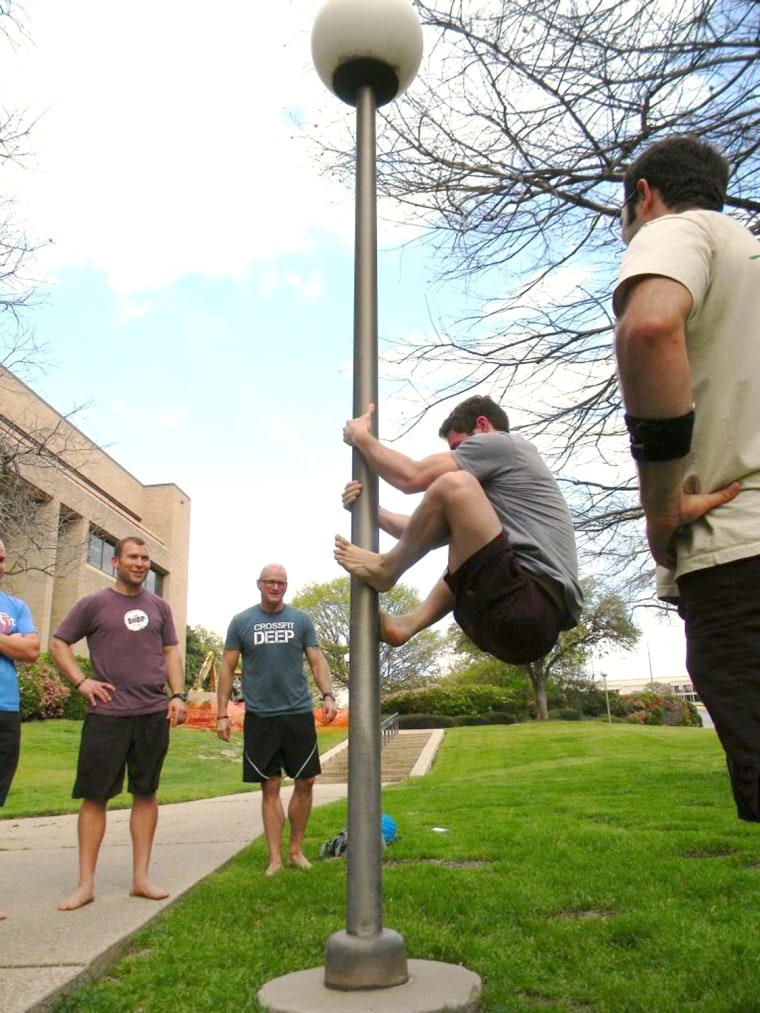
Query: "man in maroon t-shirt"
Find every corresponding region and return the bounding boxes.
[51,536,186,911]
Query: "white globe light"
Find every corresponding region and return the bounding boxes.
[311,0,423,107]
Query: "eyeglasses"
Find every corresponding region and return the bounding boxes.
[259,580,287,587]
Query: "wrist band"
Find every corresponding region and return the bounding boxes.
[322,692,334,701]
[217,716,229,721]
[624,409,695,462]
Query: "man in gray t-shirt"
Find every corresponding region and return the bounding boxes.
[217,563,336,876]
[336,395,582,665]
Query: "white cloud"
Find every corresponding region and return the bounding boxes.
[113,294,154,325]
[0,0,369,292]
[282,268,324,299]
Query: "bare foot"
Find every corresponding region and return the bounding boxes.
[130,881,169,901]
[266,862,283,877]
[334,536,394,592]
[380,610,415,647]
[289,852,311,870]
[58,886,95,911]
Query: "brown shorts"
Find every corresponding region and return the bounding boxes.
[444,532,562,665]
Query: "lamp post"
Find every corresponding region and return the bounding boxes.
[258,3,482,1007]
[312,0,422,990]
[601,672,612,724]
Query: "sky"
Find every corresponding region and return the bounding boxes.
[0,0,688,683]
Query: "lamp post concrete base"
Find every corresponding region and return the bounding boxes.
[324,928,408,988]
[258,959,482,1013]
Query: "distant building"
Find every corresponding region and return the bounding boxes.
[605,673,700,704]
[0,367,190,655]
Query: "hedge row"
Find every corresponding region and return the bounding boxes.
[617,692,701,727]
[17,652,90,722]
[384,684,701,728]
[382,685,529,719]
[398,712,518,729]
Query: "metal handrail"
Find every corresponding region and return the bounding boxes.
[380,712,399,749]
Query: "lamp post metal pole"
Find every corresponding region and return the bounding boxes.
[323,81,408,989]
[347,81,383,937]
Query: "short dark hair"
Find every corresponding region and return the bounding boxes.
[114,536,147,559]
[623,135,729,212]
[439,395,510,438]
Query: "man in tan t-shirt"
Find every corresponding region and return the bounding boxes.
[614,134,760,821]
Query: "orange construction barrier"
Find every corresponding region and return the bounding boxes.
[316,707,349,728]
[184,700,245,731]
[183,701,348,731]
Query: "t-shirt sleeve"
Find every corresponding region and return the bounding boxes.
[300,613,319,650]
[14,599,36,636]
[613,214,712,318]
[452,433,512,482]
[54,598,93,645]
[224,616,242,652]
[160,603,179,647]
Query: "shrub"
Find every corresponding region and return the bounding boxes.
[397,713,455,729]
[557,708,583,721]
[17,667,42,721]
[483,711,517,725]
[615,691,701,728]
[36,668,70,718]
[18,652,91,722]
[560,685,612,718]
[452,714,489,726]
[384,684,525,718]
[62,683,89,720]
[662,695,702,727]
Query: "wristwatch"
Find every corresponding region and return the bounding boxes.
[171,692,188,703]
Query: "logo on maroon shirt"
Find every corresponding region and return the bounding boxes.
[124,609,149,632]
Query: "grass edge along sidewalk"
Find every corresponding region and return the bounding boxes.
[37,723,760,1012]
[1,722,348,818]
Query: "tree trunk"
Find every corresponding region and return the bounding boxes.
[527,661,549,720]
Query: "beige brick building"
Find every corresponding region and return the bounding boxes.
[0,367,190,654]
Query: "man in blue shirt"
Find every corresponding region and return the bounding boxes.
[0,538,41,920]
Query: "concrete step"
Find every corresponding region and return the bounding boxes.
[319,730,438,784]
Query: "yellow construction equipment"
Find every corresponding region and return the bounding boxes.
[190,650,217,696]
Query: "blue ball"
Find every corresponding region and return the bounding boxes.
[381,814,397,844]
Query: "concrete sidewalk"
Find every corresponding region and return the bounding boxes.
[0,782,348,1013]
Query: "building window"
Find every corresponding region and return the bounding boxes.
[144,568,164,596]
[87,529,165,597]
[88,530,116,575]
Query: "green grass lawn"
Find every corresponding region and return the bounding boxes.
[2,721,348,817]
[12,721,760,1012]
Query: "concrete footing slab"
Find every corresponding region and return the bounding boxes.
[258,959,482,1012]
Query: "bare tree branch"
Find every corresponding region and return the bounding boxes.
[313,0,759,584]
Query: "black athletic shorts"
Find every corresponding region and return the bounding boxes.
[678,555,760,822]
[0,710,21,807]
[243,710,321,783]
[73,711,170,801]
[444,532,563,665]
